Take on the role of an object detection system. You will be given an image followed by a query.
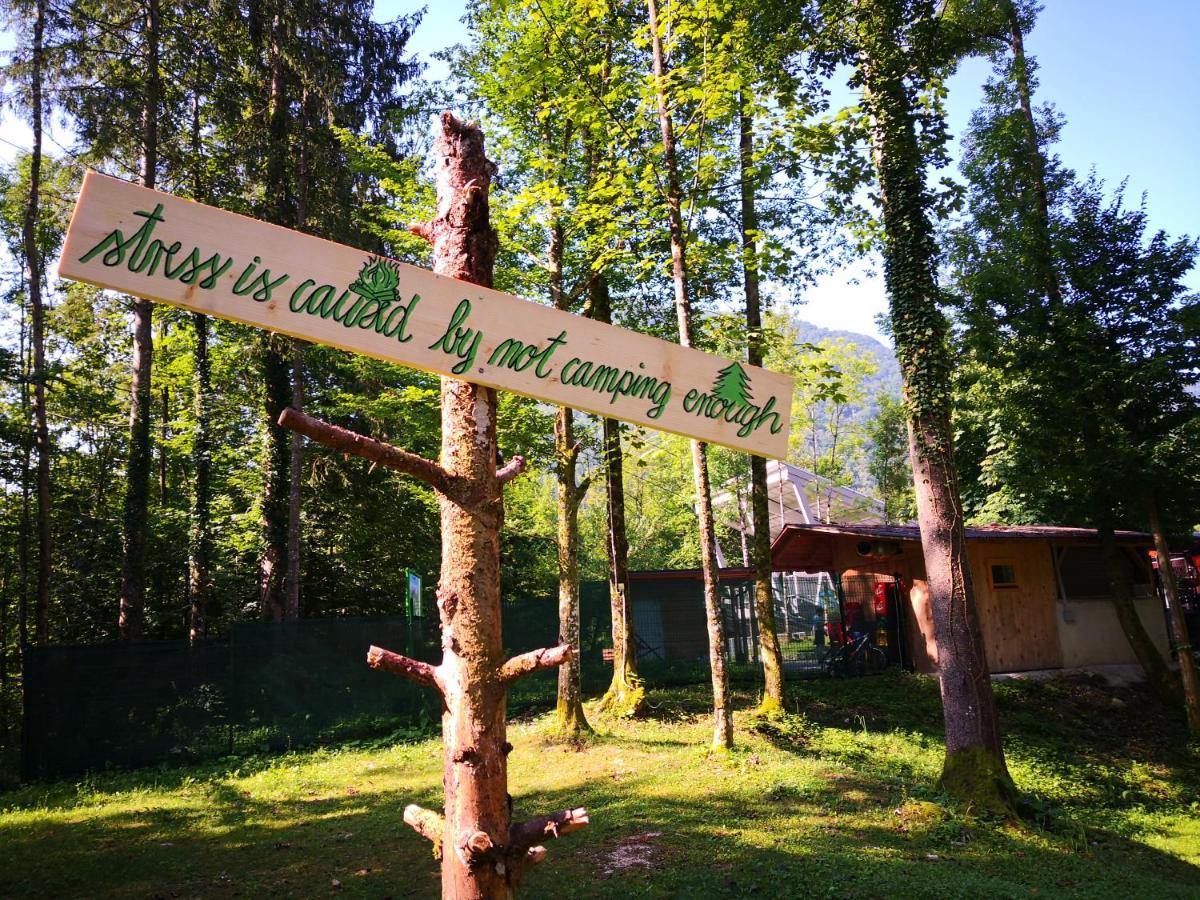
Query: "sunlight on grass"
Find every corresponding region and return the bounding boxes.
[2,674,1198,899]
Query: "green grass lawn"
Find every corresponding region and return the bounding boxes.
[2,672,1197,898]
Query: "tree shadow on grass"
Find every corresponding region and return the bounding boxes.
[787,671,1200,817]
[2,741,1198,900]
[519,772,1200,900]
[0,765,446,899]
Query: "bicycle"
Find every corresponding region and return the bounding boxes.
[823,631,887,677]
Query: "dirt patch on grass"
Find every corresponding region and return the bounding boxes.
[593,831,664,878]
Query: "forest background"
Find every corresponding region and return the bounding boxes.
[0,0,1195,759]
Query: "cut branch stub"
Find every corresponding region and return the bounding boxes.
[367,644,440,691]
[279,407,457,497]
[508,807,590,858]
[404,804,445,860]
[498,644,572,683]
[497,454,527,485]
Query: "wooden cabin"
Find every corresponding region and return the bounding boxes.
[771,523,1169,674]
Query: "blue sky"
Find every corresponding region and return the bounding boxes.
[379,0,1199,341]
[1,2,1194,341]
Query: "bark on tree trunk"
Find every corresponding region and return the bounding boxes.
[907,411,1013,811]
[647,0,733,751]
[425,113,583,897]
[285,90,311,623]
[119,0,160,641]
[546,203,590,738]
[277,114,587,898]
[189,312,211,642]
[259,13,291,623]
[24,0,51,646]
[589,275,644,718]
[1098,523,1177,705]
[1149,506,1200,732]
[553,406,591,737]
[739,93,785,715]
[853,0,1014,814]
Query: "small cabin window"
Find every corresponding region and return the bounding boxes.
[989,561,1018,590]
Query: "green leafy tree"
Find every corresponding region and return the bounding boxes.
[949,2,1197,710]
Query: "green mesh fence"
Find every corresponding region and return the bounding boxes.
[20,577,825,781]
[21,616,441,781]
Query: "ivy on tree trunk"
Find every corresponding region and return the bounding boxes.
[850,0,1015,815]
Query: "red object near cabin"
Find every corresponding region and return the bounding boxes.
[873,582,890,617]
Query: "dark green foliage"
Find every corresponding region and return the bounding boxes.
[950,18,1200,534]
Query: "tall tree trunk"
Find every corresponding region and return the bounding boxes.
[852,0,1014,814]
[738,93,785,715]
[1098,523,1177,705]
[259,339,290,623]
[187,81,211,643]
[547,205,590,738]
[18,296,30,651]
[410,113,585,897]
[189,313,211,642]
[1148,506,1200,732]
[0,566,9,744]
[1005,2,1170,697]
[119,0,160,641]
[273,114,588,897]
[553,406,590,737]
[285,89,311,623]
[158,384,169,501]
[284,343,303,621]
[258,13,291,623]
[1004,0,1062,313]
[24,0,51,646]
[646,0,733,752]
[591,275,644,719]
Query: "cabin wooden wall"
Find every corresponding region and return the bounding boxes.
[966,541,1063,672]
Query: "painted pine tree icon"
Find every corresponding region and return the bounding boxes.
[712,361,753,406]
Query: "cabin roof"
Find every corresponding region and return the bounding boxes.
[770,522,1154,573]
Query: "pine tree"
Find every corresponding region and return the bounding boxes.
[712,362,753,407]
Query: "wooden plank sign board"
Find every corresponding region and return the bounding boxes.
[60,172,793,457]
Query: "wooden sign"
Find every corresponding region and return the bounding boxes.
[59,172,793,457]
